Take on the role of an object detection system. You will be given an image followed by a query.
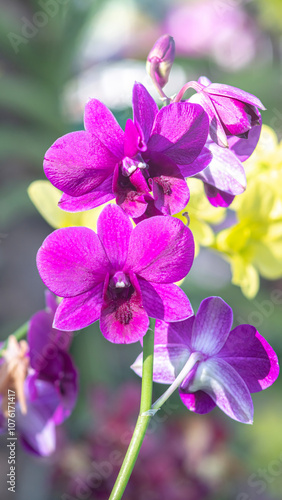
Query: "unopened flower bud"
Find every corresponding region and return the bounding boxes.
[146,34,175,89]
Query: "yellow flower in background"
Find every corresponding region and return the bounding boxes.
[216,176,282,299]
[174,178,226,256]
[28,180,112,231]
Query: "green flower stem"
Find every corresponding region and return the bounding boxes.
[109,324,155,500]
[0,321,29,358]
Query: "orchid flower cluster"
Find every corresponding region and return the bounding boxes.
[0,34,279,498]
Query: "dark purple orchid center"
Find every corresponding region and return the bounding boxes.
[106,271,135,326]
[121,157,148,177]
[109,271,131,290]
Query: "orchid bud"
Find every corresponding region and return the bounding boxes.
[146,34,175,89]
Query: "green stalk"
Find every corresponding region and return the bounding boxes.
[0,321,29,358]
[109,324,155,500]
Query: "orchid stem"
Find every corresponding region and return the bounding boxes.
[0,321,29,358]
[109,323,155,500]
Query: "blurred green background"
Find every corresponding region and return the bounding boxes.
[1,0,282,499]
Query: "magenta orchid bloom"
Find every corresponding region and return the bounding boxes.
[0,292,78,456]
[132,297,279,424]
[44,83,210,219]
[36,205,194,344]
[186,76,264,148]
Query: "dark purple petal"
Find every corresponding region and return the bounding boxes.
[44,131,117,197]
[148,102,209,164]
[51,351,78,425]
[125,216,194,284]
[189,358,254,423]
[59,175,115,211]
[191,297,233,356]
[138,279,193,322]
[53,284,104,330]
[179,390,216,415]
[179,146,212,178]
[100,273,149,344]
[17,379,59,456]
[132,83,158,144]
[217,324,279,393]
[204,83,265,110]
[37,227,109,297]
[149,155,190,215]
[131,344,190,384]
[196,141,246,195]
[154,317,195,347]
[228,115,262,161]
[97,204,133,270]
[204,185,235,208]
[84,99,124,158]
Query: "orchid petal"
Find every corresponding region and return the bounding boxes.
[37,227,109,297]
[191,297,233,356]
[125,216,194,283]
[53,284,104,330]
[179,390,216,415]
[196,141,246,195]
[18,379,59,456]
[149,155,190,215]
[138,279,193,322]
[59,175,115,212]
[204,185,235,208]
[44,131,117,197]
[148,102,209,164]
[97,204,133,270]
[179,146,212,178]
[204,83,265,110]
[154,317,195,347]
[84,99,124,158]
[132,83,158,144]
[131,344,190,384]
[217,324,279,393]
[189,358,254,424]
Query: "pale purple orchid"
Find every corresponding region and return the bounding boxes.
[2,292,78,457]
[36,205,194,344]
[44,83,210,219]
[132,297,279,424]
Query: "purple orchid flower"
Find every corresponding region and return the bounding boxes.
[44,83,210,219]
[36,204,194,344]
[132,297,279,424]
[10,292,77,456]
[178,76,265,149]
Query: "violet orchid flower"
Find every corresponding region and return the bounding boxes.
[36,204,194,344]
[132,297,279,424]
[44,83,210,219]
[0,292,78,456]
